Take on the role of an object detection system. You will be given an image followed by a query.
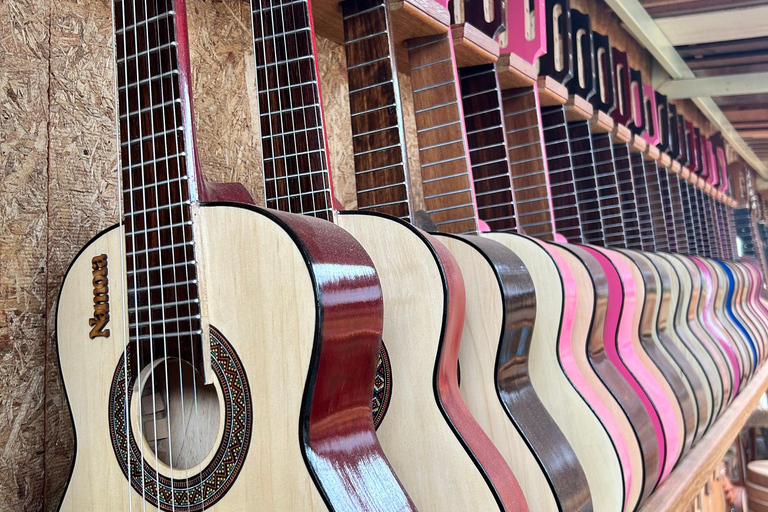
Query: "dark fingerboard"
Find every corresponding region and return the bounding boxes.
[567,120,604,244]
[408,33,479,235]
[590,132,625,247]
[501,86,556,240]
[720,202,734,259]
[667,173,689,253]
[629,152,656,251]
[541,106,585,243]
[613,143,642,249]
[656,166,679,252]
[698,190,716,258]
[643,159,670,251]
[712,199,727,259]
[115,0,203,378]
[734,207,756,257]
[690,186,710,257]
[342,0,411,221]
[678,176,699,255]
[686,183,705,256]
[251,0,333,219]
[459,64,518,233]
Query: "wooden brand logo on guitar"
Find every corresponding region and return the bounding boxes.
[89,254,110,339]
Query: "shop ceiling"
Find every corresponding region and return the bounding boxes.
[605,0,768,178]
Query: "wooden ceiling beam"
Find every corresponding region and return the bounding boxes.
[658,72,768,99]
[602,0,768,176]
[655,5,768,46]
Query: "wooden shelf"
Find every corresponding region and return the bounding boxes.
[312,0,449,72]
[612,123,632,144]
[670,160,682,174]
[644,144,661,161]
[681,166,691,179]
[591,110,614,134]
[496,52,537,89]
[537,76,568,106]
[451,22,499,67]
[565,95,593,121]
[638,362,768,512]
[630,135,647,154]
[658,152,672,168]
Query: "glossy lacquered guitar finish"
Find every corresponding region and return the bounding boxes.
[57,0,413,510]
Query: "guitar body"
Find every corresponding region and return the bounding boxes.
[732,262,768,360]
[557,244,660,504]
[337,212,523,512]
[645,252,712,441]
[486,231,627,512]
[582,246,682,483]
[689,256,743,396]
[57,203,414,511]
[651,253,720,425]
[620,251,697,456]
[436,234,581,512]
[552,244,644,511]
[717,261,759,376]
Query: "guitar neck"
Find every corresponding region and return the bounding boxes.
[459,64,519,233]
[666,172,690,254]
[408,32,479,234]
[341,0,413,221]
[613,143,643,249]
[251,0,334,220]
[590,130,626,248]
[541,105,587,243]
[500,85,556,240]
[642,159,670,251]
[678,177,699,255]
[629,152,658,251]
[655,165,679,252]
[115,0,205,378]
[566,120,605,245]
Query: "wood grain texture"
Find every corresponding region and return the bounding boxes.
[437,234,585,512]
[338,213,513,512]
[637,360,768,512]
[0,1,50,510]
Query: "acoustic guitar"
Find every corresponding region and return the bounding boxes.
[56,0,411,510]
[252,0,529,509]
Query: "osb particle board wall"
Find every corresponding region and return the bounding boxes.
[0,1,422,510]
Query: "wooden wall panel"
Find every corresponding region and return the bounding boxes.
[0,1,50,510]
[0,1,422,509]
[44,0,118,508]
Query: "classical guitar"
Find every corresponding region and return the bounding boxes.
[56,0,408,510]
[538,9,689,489]
[462,3,654,509]
[252,0,529,509]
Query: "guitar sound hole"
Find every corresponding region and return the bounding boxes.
[137,358,220,470]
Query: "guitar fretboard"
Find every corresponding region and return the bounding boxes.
[667,173,689,254]
[698,189,716,258]
[459,64,518,233]
[566,121,604,245]
[642,159,670,251]
[501,86,555,240]
[688,182,707,256]
[656,166,678,252]
[590,132,626,248]
[613,143,642,249]
[251,0,333,220]
[541,106,585,244]
[678,177,698,255]
[734,207,756,257]
[342,0,411,221]
[408,33,478,234]
[629,152,656,251]
[115,0,203,375]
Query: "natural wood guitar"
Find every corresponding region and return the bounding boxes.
[56,0,412,510]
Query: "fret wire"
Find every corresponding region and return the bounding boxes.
[345,29,388,45]
[465,124,502,138]
[115,10,174,35]
[127,260,195,275]
[463,107,503,120]
[503,106,537,117]
[262,147,325,161]
[476,199,518,210]
[120,126,183,146]
[412,80,456,94]
[134,315,201,329]
[350,104,391,117]
[357,199,410,210]
[357,182,405,194]
[250,25,309,41]
[510,168,549,180]
[414,100,457,115]
[130,330,203,342]
[346,55,389,70]
[506,123,540,135]
[424,189,472,201]
[119,98,181,120]
[411,56,452,70]
[511,182,548,193]
[420,155,466,168]
[434,216,476,226]
[117,69,180,92]
[125,201,191,216]
[132,298,199,313]
[116,40,177,64]
[474,157,512,169]
[417,120,461,134]
[348,79,395,95]
[475,187,514,198]
[257,79,321,94]
[342,3,384,21]
[123,174,187,193]
[422,169,469,183]
[420,138,465,152]
[354,162,403,175]
[426,202,475,214]
[126,240,194,256]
